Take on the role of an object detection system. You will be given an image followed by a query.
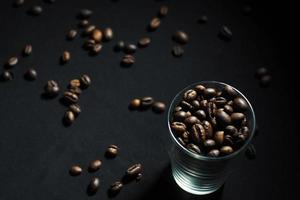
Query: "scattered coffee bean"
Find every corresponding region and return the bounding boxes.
[62,51,71,63]
[78,20,89,28]
[220,146,233,155]
[126,163,142,178]
[255,67,268,79]
[91,44,103,54]
[110,181,123,194]
[88,177,100,194]
[197,15,208,24]
[80,74,91,89]
[44,80,60,97]
[91,29,103,42]
[23,44,32,56]
[140,96,154,109]
[152,102,166,113]
[69,79,81,88]
[14,0,24,7]
[69,104,81,115]
[245,144,256,159]
[114,40,125,51]
[173,30,189,44]
[219,26,232,41]
[84,39,96,50]
[172,45,184,57]
[84,25,96,35]
[149,17,161,30]
[64,91,79,104]
[129,98,141,110]
[24,68,37,80]
[1,71,13,81]
[138,37,151,47]
[233,97,248,112]
[260,75,272,87]
[121,54,135,66]
[158,5,168,17]
[79,9,93,19]
[103,27,114,41]
[69,87,82,96]
[187,143,201,154]
[106,145,118,158]
[207,149,220,157]
[67,29,77,40]
[7,57,18,67]
[29,5,43,16]
[69,165,82,176]
[124,43,137,54]
[64,111,75,124]
[89,160,102,172]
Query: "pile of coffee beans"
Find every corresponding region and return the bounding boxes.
[129,96,166,114]
[170,84,252,157]
[255,67,271,87]
[172,30,189,57]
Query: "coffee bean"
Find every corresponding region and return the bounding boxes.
[220,146,233,155]
[129,98,141,110]
[64,111,75,124]
[149,17,161,30]
[222,85,237,99]
[44,80,60,97]
[245,144,256,159]
[180,100,193,110]
[80,74,91,89]
[138,37,151,47]
[240,126,250,136]
[191,100,200,110]
[67,29,77,40]
[172,45,184,57]
[84,39,96,50]
[124,44,137,54]
[126,163,142,177]
[190,124,206,144]
[23,44,32,56]
[64,92,79,104]
[174,106,182,112]
[78,20,89,28]
[199,100,208,109]
[91,29,103,42]
[202,120,213,138]
[158,5,168,17]
[204,139,216,148]
[136,173,142,181]
[216,109,231,127]
[181,131,189,143]
[203,88,217,99]
[89,160,102,172]
[121,54,135,66]
[207,102,217,119]
[69,104,81,115]
[227,100,233,106]
[29,5,43,16]
[79,9,93,19]
[103,27,114,41]
[91,44,103,54]
[184,116,200,127]
[171,122,186,135]
[197,15,208,24]
[214,131,224,145]
[214,97,227,107]
[62,51,71,63]
[69,165,82,176]
[255,67,268,79]
[114,41,125,51]
[24,68,37,80]
[187,143,201,154]
[183,89,197,101]
[84,25,96,35]
[194,84,206,94]
[224,105,233,114]
[173,111,187,121]
[194,110,206,120]
[7,57,18,67]
[260,75,272,87]
[110,181,123,194]
[69,87,82,96]
[140,96,154,109]
[207,149,220,157]
[233,97,248,112]
[219,26,232,41]
[14,0,24,7]
[106,145,118,158]
[225,125,238,135]
[69,79,80,88]
[1,71,13,81]
[88,177,100,194]
[152,102,166,113]
[173,30,189,44]
[231,113,245,126]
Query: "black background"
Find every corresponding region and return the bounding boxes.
[0,0,297,199]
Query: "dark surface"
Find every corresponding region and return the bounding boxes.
[0,0,297,199]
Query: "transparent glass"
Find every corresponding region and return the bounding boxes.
[167,81,256,195]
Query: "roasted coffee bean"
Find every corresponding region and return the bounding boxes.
[219,26,232,41]
[204,139,216,148]
[89,160,102,172]
[173,30,189,44]
[141,96,154,108]
[216,109,231,127]
[64,92,79,104]
[207,102,217,119]
[187,143,201,154]
[220,146,233,155]
[194,109,206,120]
[24,68,37,80]
[149,17,161,30]
[202,120,213,138]
[106,145,119,158]
[191,124,206,144]
[255,67,268,79]
[197,15,208,24]
[158,5,168,17]
[29,5,43,15]
[136,173,142,181]
[14,0,24,7]
[91,29,103,42]
[183,89,197,101]
[224,135,234,146]
[245,144,256,159]
[214,97,227,107]
[23,44,32,56]
[233,97,248,112]
[88,177,100,193]
[240,126,250,136]
[69,87,82,95]
[69,104,81,115]
[7,57,18,67]
[194,84,206,94]
[225,125,238,135]
[103,27,114,41]
[171,122,186,134]
[62,51,71,63]
[67,29,77,40]
[80,74,91,88]
[114,41,125,51]
[208,149,220,157]
[64,111,75,124]
[121,54,135,66]
[152,102,166,113]
[124,44,137,54]
[191,100,200,109]
[260,75,272,87]
[172,45,184,57]
[1,71,14,81]
[69,79,81,88]
[180,101,193,110]
[91,44,103,54]
[78,20,89,28]
[199,100,208,109]
[203,88,217,99]
[181,131,189,143]
[214,131,224,145]
[174,106,182,112]
[129,98,141,109]
[224,104,233,114]
[138,37,151,47]
[227,100,233,106]
[174,111,187,121]
[44,80,60,97]
[231,113,245,126]
[110,181,123,193]
[184,116,200,127]
[79,9,93,19]
[126,163,142,177]
[69,165,82,176]
[222,85,238,99]
[84,25,96,35]
[84,39,96,50]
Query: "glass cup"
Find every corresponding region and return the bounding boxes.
[167,81,256,195]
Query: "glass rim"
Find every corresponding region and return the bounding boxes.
[167,81,256,161]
